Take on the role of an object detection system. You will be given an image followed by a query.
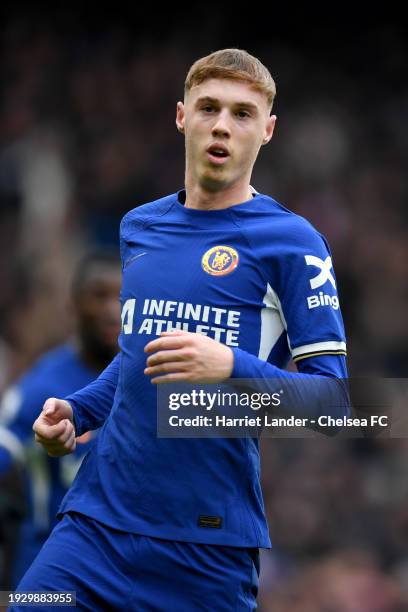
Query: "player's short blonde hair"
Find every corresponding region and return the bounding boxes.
[185,48,276,113]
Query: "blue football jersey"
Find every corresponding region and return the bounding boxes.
[60,189,348,548]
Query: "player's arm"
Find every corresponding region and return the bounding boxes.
[229,348,349,430]
[64,352,121,436]
[225,221,350,427]
[144,332,349,433]
[33,353,121,456]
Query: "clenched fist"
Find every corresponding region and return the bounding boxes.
[33,398,76,457]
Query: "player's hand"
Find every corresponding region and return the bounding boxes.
[33,398,76,457]
[144,330,234,383]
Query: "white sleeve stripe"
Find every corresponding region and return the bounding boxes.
[262,282,292,349]
[292,340,347,359]
[258,284,285,361]
[0,426,25,463]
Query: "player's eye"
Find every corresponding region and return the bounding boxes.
[202,106,214,112]
[236,110,250,118]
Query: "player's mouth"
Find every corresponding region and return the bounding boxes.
[206,144,230,165]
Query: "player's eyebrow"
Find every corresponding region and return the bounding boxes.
[195,96,259,113]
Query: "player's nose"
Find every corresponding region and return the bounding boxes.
[211,110,231,138]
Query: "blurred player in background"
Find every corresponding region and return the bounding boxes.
[0,465,25,592]
[0,251,121,587]
[14,49,349,610]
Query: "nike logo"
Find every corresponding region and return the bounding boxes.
[124,252,147,269]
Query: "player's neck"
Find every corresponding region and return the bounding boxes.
[184,181,253,211]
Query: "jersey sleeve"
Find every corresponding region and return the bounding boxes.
[230,220,350,433]
[275,225,347,363]
[231,350,349,434]
[65,352,121,437]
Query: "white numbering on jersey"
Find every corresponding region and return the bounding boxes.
[121,299,136,334]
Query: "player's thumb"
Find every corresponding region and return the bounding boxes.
[42,397,73,423]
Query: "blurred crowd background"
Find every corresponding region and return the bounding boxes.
[0,9,407,611]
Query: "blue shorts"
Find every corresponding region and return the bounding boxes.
[11,512,259,611]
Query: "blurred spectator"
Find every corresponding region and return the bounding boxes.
[259,549,406,611]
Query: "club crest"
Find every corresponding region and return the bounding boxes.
[202,246,239,276]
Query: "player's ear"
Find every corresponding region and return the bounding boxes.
[262,115,276,145]
[176,101,185,134]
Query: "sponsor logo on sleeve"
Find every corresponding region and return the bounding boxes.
[304,255,339,310]
[305,255,336,289]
